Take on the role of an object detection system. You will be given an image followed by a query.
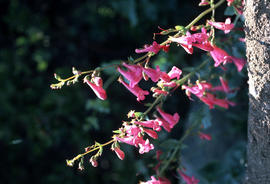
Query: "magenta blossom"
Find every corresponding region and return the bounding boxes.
[227,0,234,6]
[182,81,212,99]
[208,18,234,34]
[156,117,172,132]
[199,0,209,6]
[117,62,143,87]
[167,66,182,80]
[112,147,125,160]
[211,77,232,93]
[84,76,107,100]
[169,33,195,54]
[143,66,162,82]
[143,128,158,139]
[199,132,212,141]
[134,120,162,132]
[138,139,154,154]
[200,93,235,109]
[118,77,149,101]
[227,56,246,72]
[125,124,141,136]
[157,107,180,129]
[178,170,199,184]
[135,41,169,54]
[210,45,231,67]
[140,176,171,184]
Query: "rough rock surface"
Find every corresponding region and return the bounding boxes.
[244,0,270,183]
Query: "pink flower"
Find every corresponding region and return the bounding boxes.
[167,66,182,80]
[227,56,246,72]
[117,62,143,87]
[178,170,199,184]
[140,176,171,184]
[113,147,125,160]
[210,45,231,67]
[135,41,169,54]
[143,66,162,82]
[193,41,213,51]
[125,124,142,136]
[169,33,195,54]
[227,0,234,6]
[151,88,169,96]
[199,0,209,6]
[118,77,149,101]
[156,117,172,132]
[138,139,154,154]
[211,77,232,93]
[200,93,235,109]
[208,18,234,34]
[84,76,107,100]
[116,136,136,146]
[199,132,212,141]
[143,128,158,139]
[182,82,212,98]
[134,120,162,132]
[157,107,180,129]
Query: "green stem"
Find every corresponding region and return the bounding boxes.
[185,0,226,29]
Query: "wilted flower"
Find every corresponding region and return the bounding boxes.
[135,41,170,54]
[178,170,199,184]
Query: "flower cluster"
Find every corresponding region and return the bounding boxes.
[52,0,246,183]
[118,63,182,101]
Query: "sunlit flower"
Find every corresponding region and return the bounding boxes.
[143,66,162,82]
[117,62,143,87]
[84,76,107,100]
[134,120,162,132]
[140,176,171,184]
[157,107,180,129]
[199,0,209,6]
[135,41,170,54]
[208,18,234,34]
[138,139,154,154]
[167,66,182,80]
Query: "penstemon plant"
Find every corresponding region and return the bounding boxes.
[51,0,246,183]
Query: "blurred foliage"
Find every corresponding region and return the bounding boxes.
[0,0,246,184]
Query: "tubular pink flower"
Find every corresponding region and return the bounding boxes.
[116,136,136,146]
[156,117,172,132]
[143,128,158,139]
[169,33,195,54]
[113,147,125,160]
[227,0,234,6]
[208,18,234,34]
[227,56,246,72]
[151,88,169,96]
[200,93,234,109]
[193,41,214,51]
[182,82,212,98]
[143,66,162,82]
[161,81,177,88]
[138,139,154,154]
[117,63,143,88]
[199,132,212,141]
[135,41,169,54]
[125,125,142,136]
[211,77,232,93]
[84,76,107,100]
[157,107,180,129]
[178,170,199,184]
[134,120,162,132]
[167,66,182,80]
[210,45,231,67]
[140,176,171,184]
[118,77,149,101]
[199,0,209,6]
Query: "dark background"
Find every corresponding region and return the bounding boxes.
[0,0,246,183]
